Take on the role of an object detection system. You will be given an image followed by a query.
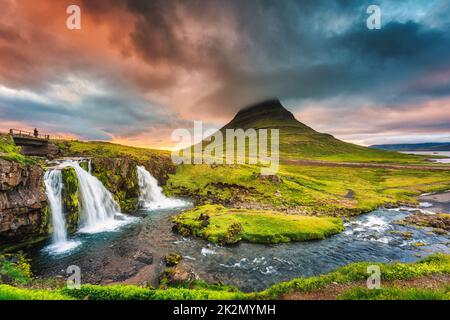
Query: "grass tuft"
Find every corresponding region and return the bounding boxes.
[173,205,344,244]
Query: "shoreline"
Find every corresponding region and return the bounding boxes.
[419,191,450,214]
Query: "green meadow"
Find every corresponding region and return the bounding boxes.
[173,204,344,244]
[166,163,450,216]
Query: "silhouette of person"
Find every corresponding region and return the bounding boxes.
[34,128,38,137]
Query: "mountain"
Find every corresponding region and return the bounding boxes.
[370,143,450,152]
[207,99,424,163]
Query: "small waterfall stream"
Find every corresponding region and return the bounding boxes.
[137,165,187,210]
[43,170,80,254]
[70,161,135,234]
[44,170,66,243]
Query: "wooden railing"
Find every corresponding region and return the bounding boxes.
[9,129,50,140]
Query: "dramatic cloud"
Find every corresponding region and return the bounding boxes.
[0,0,449,147]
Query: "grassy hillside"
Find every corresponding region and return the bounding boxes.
[165,163,450,215]
[0,134,33,164]
[278,127,428,163]
[54,140,170,161]
[196,99,430,164]
[168,100,449,218]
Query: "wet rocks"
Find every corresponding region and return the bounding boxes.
[133,250,154,265]
[255,173,282,184]
[159,261,199,287]
[198,212,210,227]
[401,213,450,235]
[88,157,175,213]
[164,252,182,267]
[389,230,414,239]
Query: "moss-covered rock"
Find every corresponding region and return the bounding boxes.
[159,262,199,288]
[397,213,450,235]
[39,205,50,235]
[61,167,79,233]
[89,157,174,213]
[164,252,182,267]
[173,204,344,245]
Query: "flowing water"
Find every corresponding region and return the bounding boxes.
[136,165,188,210]
[42,160,136,255]
[70,161,135,234]
[29,198,450,292]
[43,170,80,254]
[401,151,450,163]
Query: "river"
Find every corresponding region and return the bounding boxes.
[401,151,450,163]
[27,193,450,292]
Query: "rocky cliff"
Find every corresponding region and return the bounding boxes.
[0,159,48,245]
[0,139,177,247]
[89,157,175,212]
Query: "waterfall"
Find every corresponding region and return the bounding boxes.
[43,159,136,254]
[69,161,135,233]
[136,165,188,210]
[44,170,66,243]
[44,170,80,254]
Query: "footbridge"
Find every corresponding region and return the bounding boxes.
[9,129,57,156]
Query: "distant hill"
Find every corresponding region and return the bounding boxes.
[199,99,427,163]
[370,143,450,152]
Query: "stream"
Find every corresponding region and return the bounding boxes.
[28,197,450,292]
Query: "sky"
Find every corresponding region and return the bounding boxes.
[0,0,449,149]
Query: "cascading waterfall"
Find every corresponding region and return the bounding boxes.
[69,161,135,233]
[136,165,188,210]
[44,170,80,254]
[43,159,136,255]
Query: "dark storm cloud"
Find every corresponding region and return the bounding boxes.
[1,0,450,145]
[82,0,450,115]
[0,85,180,140]
[338,21,446,59]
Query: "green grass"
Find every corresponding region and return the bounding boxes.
[196,102,432,164]
[60,284,246,300]
[54,140,170,161]
[339,287,450,300]
[173,205,344,244]
[0,285,70,300]
[0,253,32,285]
[1,254,449,300]
[165,163,450,215]
[254,253,450,299]
[0,134,33,164]
[277,127,430,163]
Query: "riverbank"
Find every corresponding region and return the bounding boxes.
[420,192,450,213]
[17,195,448,293]
[2,253,450,300]
[2,138,450,299]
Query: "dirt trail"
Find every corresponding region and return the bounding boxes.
[282,274,450,300]
[284,159,450,171]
